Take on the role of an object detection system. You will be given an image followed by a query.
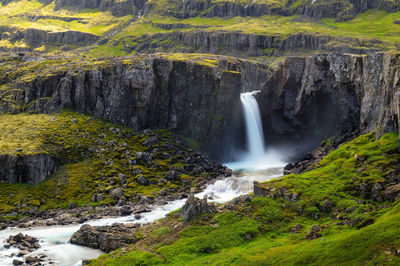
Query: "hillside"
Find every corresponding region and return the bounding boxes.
[89,132,400,265]
[1,0,400,61]
[1,0,400,265]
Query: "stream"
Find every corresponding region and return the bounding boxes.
[0,91,287,265]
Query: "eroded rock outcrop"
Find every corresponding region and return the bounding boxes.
[0,154,59,185]
[55,0,146,17]
[161,0,400,20]
[70,223,139,252]
[123,30,383,57]
[181,194,215,221]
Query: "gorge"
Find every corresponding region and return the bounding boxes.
[1,0,400,264]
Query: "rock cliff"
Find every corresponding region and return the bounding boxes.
[0,154,58,184]
[256,53,400,148]
[0,53,399,161]
[0,55,242,160]
[162,0,400,20]
[55,0,147,17]
[121,30,384,57]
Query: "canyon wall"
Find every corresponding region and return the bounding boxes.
[0,56,242,160]
[256,53,400,147]
[0,53,399,162]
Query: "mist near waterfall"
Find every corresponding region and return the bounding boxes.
[224,91,286,171]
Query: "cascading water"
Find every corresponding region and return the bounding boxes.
[0,90,286,266]
[225,91,285,171]
[241,91,265,157]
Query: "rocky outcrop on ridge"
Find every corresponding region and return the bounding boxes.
[0,26,99,49]
[54,0,147,17]
[120,30,385,57]
[163,0,400,20]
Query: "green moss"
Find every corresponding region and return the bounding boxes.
[89,132,400,265]
[0,111,219,215]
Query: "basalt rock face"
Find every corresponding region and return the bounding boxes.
[0,27,99,49]
[162,0,400,20]
[54,0,147,17]
[1,53,399,161]
[126,30,382,57]
[0,154,59,185]
[24,29,99,47]
[0,56,242,160]
[256,53,400,146]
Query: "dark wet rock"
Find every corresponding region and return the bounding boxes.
[160,188,168,196]
[305,225,322,240]
[253,181,267,197]
[289,224,303,234]
[119,206,132,216]
[384,184,400,201]
[25,256,41,263]
[69,202,78,209]
[231,194,252,205]
[164,170,179,181]
[142,135,158,147]
[135,152,152,162]
[7,233,40,251]
[12,260,24,265]
[181,194,215,221]
[70,223,139,252]
[17,250,29,256]
[284,131,360,175]
[137,175,149,186]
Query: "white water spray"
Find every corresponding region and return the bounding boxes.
[0,91,286,266]
[241,91,265,157]
[225,91,286,171]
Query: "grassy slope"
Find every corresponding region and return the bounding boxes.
[1,0,400,57]
[0,111,215,216]
[89,132,400,265]
[88,8,400,57]
[0,0,132,51]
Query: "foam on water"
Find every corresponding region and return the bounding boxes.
[0,90,286,265]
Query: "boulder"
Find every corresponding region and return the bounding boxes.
[137,175,149,186]
[384,184,400,201]
[305,225,322,240]
[181,194,215,222]
[70,223,138,252]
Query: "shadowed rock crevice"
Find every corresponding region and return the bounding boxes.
[0,154,59,185]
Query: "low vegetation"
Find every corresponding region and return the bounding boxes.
[0,111,221,216]
[89,132,400,265]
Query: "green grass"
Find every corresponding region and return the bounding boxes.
[88,8,400,57]
[89,132,400,266]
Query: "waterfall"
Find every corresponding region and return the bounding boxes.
[241,91,265,157]
[225,91,285,171]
